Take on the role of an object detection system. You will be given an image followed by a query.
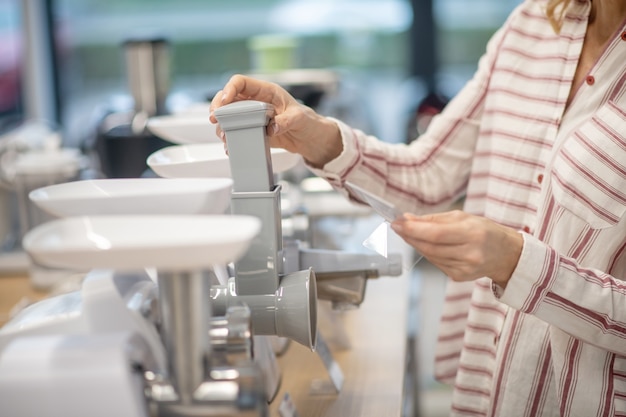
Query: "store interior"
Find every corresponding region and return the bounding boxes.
[0,1,521,416]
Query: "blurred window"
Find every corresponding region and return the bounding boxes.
[52,0,521,145]
[0,0,23,133]
[53,0,413,144]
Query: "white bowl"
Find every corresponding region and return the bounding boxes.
[147,114,221,145]
[173,102,212,116]
[29,178,233,217]
[147,143,301,179]
[14,148,84,176]
[23,215,261,270]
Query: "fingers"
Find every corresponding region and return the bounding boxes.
[210,75,291,129]
[218,75,250,104]
[392,210,473,246]
[210,76,277,139]
[220,74,282,106]
[270,107,299,136]
[266,121,280,138]
[209,75,263,121]
[391,211,523,285]
[401,210,463,224]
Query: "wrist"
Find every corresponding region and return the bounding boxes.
[491,229,524,289]
[305,116,343,168]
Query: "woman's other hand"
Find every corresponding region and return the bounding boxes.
[391,210,523,288]
[209,74,343,168]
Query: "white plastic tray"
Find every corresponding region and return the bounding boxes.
[29,178,233,217]
[147,114,221,144]
[23,215,261,270]
[147,143,301,179]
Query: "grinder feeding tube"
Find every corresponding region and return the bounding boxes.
[213,100,318,350]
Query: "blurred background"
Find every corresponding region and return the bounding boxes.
[1,0,522,145]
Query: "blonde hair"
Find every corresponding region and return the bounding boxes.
[546,0,572,32]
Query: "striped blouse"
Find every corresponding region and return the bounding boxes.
[308,0,626,415]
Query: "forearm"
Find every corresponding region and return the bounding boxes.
[297,106,343,168]
[307,106,482,215]
[498,233,626,355]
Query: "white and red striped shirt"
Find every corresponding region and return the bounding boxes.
[309,0,626,415]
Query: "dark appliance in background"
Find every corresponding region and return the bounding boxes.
[405,91,449,144]
[92,36,171,178]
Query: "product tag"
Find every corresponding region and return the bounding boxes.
[278,392,299,417]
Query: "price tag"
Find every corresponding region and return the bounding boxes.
[278,392,299,417]
[345,182,402,223]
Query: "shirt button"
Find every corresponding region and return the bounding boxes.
[537,173,544,184]
[523,226,531,233]
[586,75,595,85]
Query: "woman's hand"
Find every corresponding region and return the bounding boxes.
[390,210,523,288]
[209,74,343,168]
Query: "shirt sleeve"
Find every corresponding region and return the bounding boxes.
[497,232,626,356]
[306,21,510,214]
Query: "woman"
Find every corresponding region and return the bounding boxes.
[210,0,626,415]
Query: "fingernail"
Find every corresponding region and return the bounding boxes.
[220,131,226,141]
[272,123,279,135]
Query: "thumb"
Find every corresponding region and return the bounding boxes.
[268,112,292,136]
[267,120,281,137]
